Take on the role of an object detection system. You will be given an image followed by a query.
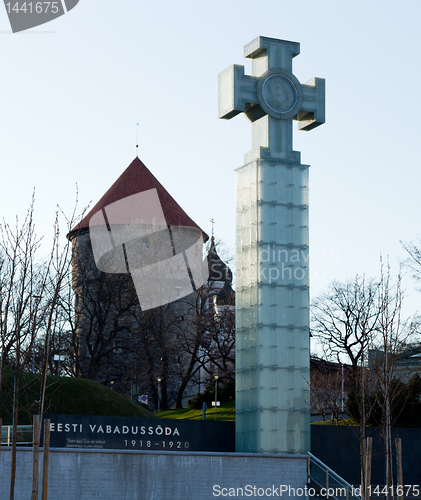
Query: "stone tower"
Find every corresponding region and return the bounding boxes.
[67,157,208,405]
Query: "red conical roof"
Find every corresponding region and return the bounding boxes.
[69,157,208,240]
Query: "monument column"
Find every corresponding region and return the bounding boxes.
[218,36,325,454]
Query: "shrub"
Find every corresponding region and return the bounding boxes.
[188,379,235,410]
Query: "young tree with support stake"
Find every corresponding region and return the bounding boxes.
[370,261,418,500]
[0,192,82,500]
[312,265,419,500]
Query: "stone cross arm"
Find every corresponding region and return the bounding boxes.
[297,77,325,131]
[218,65,259,121]
[218,37,325,132]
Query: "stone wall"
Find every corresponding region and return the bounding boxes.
[0,448,307,500]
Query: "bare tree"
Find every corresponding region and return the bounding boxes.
[401,237,421,286]
[172,290,209,409]
[66,239,197,410]
[311,274,390,500]
[310,359,352,423]
[370,261,419,500]
[311,276,381,385]
[74,271,137,382]
[0,196,51,500]
[0,192,81,500]
[322,264,420,500]
[199,303,235,381]
[62,230,235,410]
[128,297,196,410]
[172,282,235,409]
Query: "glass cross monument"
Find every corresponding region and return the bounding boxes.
[218,36,325,454]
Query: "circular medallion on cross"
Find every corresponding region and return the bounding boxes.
[262,75,298,114]
[256,68,303,121]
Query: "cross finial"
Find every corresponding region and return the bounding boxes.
[218,36,325,163]
[210,218,215,239]
[136,122,139,157]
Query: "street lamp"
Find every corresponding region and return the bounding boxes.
[157,378,162,414]
[214,374,219,421]
[54,354,66,376]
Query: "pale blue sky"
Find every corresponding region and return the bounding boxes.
[1,0,421,321]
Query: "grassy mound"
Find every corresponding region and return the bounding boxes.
[0,369,153,425]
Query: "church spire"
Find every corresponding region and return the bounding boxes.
[210,218,215,241]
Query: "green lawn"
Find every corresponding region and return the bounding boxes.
[157,400,235,421]
[312,418,359,426]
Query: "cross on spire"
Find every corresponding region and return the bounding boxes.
[210,218,215,239]
[218,36,325,163]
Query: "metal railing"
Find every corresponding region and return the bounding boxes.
[1,425,33,446]
[308,452,361,500]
